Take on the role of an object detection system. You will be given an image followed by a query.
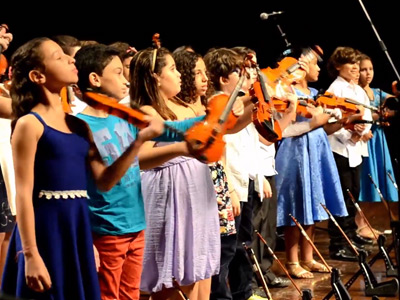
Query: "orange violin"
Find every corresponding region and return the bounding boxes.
[262,46,323,97]
[184,56,251,163]
[83,91,151,129]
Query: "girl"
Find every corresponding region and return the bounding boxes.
[357,53,398,238]
[275,48,347,278]
[1,37,163,300]
[130,46,220,300]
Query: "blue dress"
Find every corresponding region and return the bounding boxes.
[275,88,348,227]
[1,112,100,300]
[359,88,398,202]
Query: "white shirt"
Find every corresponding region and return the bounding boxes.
[259,143,277,177]
[326,76,372,167]
[119,94,131,107]
[0,117,16,215]
[224,123,264,202]
[70,95,88,116]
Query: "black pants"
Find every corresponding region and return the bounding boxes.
[228,180,255,300]
[251,176,277,285]
[328,153,360,248]
[210,234,237,300]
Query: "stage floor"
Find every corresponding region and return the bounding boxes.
[140,201,399,300]
[268,201,399,300]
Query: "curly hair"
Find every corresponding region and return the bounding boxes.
[327,46,361,79]
[173,50,207,106]
[10,37,49,130]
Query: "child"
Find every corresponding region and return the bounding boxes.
[357,53,398,238]
[74,43,205,300]
[130,46,220,300]
[325,46,374,261]
[275,47,347,278]
[0,37,164,300]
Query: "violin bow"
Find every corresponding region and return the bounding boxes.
[320,203,360,255]
[347,189,378,240]
[289,214,332,272]
[387,172,398,190]
[242,242,273,300]
[172,276,190,300]
[255,230,302,296]
[367,173,397,221]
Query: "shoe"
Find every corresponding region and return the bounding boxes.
[252,287,268,298]
[269,276,290,288]
[300,259,330,273]
[247,293,267,300]
[285,261,314,279]
[356,225,381,240]
[329,246,358,261]
[352,233,374,245]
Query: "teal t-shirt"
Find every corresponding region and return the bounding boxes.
[77,114,145,235]
[76,113,205,235]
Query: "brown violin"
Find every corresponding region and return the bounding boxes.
[250,56,282,143]
[184,56,251,163]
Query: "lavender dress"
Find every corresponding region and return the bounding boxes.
[140,142,220,293]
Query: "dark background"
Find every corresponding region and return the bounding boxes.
[2,0,400,92]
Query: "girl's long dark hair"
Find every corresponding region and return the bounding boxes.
[129,47,177,120]
[10,37,49,130]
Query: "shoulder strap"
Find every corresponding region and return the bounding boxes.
[28,112,47,127]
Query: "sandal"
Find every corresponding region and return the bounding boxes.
[300,259,330,273]
[285,261,314,279]
[356,225,381,240]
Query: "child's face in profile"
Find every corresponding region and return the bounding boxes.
[97,56,129,101]
[40,40,78,88]
[194,58,208,97]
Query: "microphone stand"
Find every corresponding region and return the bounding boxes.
[357,0,400,83]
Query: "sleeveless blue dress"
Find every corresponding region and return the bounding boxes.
[359,88,398,202]
[275,88,348,227]
[1,112,100,300]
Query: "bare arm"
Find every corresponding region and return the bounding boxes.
[0,95,12,119]
[87,115,165,191]
[12,115,51,291]
[136,106,190,170]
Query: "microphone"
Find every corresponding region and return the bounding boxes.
[260,11,284,20]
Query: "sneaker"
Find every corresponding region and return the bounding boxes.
[247,294,268,300]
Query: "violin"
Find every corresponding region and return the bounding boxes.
[184,56,250,163]
[262,46,323,97]
[250,56,282,143]
[83,91,151,129]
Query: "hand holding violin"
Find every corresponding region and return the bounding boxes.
[361,130,373,142]
[0,24,12,52]
[136,116,165,144]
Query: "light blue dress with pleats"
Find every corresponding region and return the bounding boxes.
[359,88,398,202]
[275,88,348,227]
